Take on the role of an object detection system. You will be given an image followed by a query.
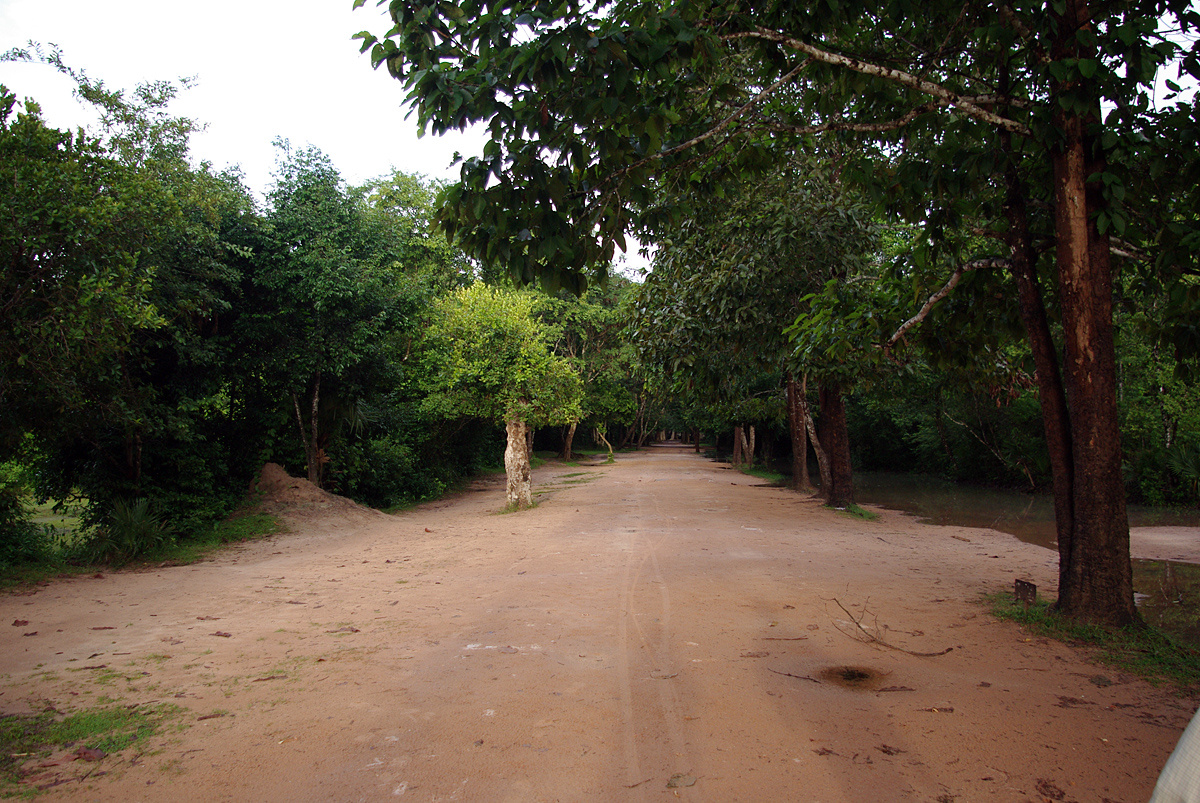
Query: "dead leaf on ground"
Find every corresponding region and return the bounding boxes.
[1035,778,1067,800]
[878,744,906,755]
[253,675,287,682]
[196,615,220,621]
[73,747,105,762]
[210,631,232,638]
[325,626,359,634]
[1055,696,1094,708]
[741,651,769,658]
[12,619,28,626]
[90,626,115,631]
[813,747,837,756]
[666,774,696,788]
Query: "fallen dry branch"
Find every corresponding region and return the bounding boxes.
[768,668,822,683]
[831,598,953,657]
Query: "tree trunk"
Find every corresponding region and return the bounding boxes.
[504,417,533,510]
[818,383,854,507]
[787,372,812,491]
[1044,0,1138,627]
[747,425,756,467]
[693,428,701,453]
[800,392,831,497]
[561,421,577,460]
[732,425,744,466]
[595,426,614,460]
[292,372,323,488]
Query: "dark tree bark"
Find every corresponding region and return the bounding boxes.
[787,372,812,491]
[1043,0,1138,627]
[818,383,854,507]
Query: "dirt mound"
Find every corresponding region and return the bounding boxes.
[248,463,381,523]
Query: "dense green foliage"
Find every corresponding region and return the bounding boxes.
[0,58,632,567]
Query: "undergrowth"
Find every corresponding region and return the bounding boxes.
[0,703,182,788]
[988,592,1200,690]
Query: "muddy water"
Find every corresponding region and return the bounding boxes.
[855,471,1200,641]
[855,471,1200,550]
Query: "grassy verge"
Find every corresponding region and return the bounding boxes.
[0,702,182,789]
[0,510,284,589]
[159,512,286,565]
[988,592,1200,690]
[831,503,880,521]
[739,466,787,485]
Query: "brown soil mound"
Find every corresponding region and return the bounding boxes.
[247,462,381,523]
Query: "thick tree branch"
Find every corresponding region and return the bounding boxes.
[585,57,812,218]
[724,28,1033,136]
[886,257,1010,350]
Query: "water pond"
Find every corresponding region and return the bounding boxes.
[854,472,1200,641]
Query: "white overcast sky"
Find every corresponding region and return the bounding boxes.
[0,0,488,195]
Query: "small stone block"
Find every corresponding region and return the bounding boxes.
[1014,579,1036,608]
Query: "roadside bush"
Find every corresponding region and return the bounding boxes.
[78,498,174,566]
[0,487,54,570]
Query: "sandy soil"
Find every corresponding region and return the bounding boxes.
[3,444,1198,802]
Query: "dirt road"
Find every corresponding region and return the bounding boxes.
[2,445,1196,801]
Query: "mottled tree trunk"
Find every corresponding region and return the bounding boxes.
[504,417,533,510]
[293,372,323,488]
[800,394,830,497]
[732,426,744,466]
[561,421,577,460]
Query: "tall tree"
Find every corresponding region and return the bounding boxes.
[241,143,405,487]
[423,283,582,509]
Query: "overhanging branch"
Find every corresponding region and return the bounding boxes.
[724,28,1033,137]
[886,257,1010,351]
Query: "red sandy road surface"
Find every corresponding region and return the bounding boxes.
[1,444,1196,801]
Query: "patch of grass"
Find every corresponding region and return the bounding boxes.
[739,466,786,484]
[161,513,285,565]
[988,592,1200,690]
[830,503,880,521]
[0,702,182,786]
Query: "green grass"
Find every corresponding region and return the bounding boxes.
[162,513,285,565]
[0,509,284,589]
[988,592,1200,690]
[0,703,182,787]
[831,503,880,521]
[738,466,787,484]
